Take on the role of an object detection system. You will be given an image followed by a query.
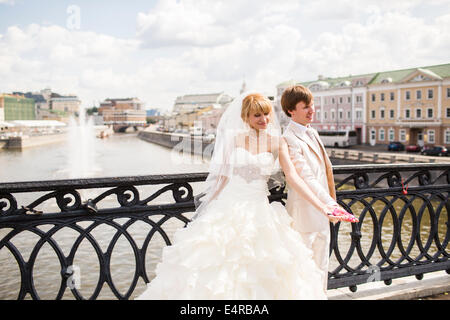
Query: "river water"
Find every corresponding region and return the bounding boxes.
[0,132,447,299]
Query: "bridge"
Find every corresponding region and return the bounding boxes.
[0,163,448,299]
[111,122,146,133]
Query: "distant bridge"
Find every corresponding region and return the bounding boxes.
[104,121,147,133]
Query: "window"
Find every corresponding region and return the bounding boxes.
[371,129,376,141]
[379,129,385,141]
[339,97,343,104]
[416,108,422,118]
[324,111,327,120]
[427,108,433,118]
[416,90,422,100]
[381,93,385,101]
[390,92,395,101]
[347,111,351,119]
[406,91,411,100]
[446,131,450,144]
[339,110,343,119]
[332,98,335,104]
[356,110,362,120]
[347,97,351,103]
[331,110,335,120]
[316,110,321,121]
[371,110,376,119]
[389,129,395,142]
[447,88,450,98]
[380,109,385,119]
[356,95,362,103]
[372,94,376,102]
[390,110,395,119]
[400,129,406,142]
[428,130,435,143]
[405,109,410,118]
[428,89,433,99]
[447,108,450,118]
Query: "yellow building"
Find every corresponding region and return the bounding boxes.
[367,64,450,147]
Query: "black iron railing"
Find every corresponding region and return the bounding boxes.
[0,164,449,299]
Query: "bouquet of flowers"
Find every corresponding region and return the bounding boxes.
[328,207,359,223]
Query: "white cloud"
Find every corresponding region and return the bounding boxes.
[0,1,449,111]
[0,0,15,5]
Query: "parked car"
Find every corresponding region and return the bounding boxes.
[421,146,449,156]
[406,145,421,153]
[387,141,405,151]
[420,145,433,153]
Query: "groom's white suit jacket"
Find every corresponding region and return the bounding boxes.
[282,120,337,233]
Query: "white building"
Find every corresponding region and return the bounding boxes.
[50,96,81,114]
[172,92,233,114]
[276,75,373,144]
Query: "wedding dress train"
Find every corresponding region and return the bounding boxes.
[136,148,327,300]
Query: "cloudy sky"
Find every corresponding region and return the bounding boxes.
[0,0,449,112]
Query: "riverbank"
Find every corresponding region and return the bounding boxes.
[0,132,68,150]
[138,129,214,158]
[328,270,450,300]
[0,125,115,151]
[138,129,450,165]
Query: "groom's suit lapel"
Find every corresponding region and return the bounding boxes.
[289,123,322,162]
[288,122,337,200]
[309,128,337,201]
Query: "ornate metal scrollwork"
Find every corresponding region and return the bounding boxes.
[417,170,432,186]
[0,165,449,299]
[171,182,194,203]
[386,171,402,188]
[115,186,140,207]
[56,189,82,212]
[353,172,369,189]
[0,193,17,216]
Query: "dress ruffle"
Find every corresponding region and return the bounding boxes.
[136,193,327,300]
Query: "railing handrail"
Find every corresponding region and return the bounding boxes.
[1,162,449,192]
[0,162,448,298]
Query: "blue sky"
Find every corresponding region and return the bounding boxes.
[0,0,449,111]
[0,0,158,38]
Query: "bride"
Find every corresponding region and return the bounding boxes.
[136,92,345,300]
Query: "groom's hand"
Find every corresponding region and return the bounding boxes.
[323,204,340,225]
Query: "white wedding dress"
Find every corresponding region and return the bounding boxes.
[136,147,327,300]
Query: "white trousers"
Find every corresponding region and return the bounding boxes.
[298,230,330,294]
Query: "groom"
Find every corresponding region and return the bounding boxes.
[281,85,339,295]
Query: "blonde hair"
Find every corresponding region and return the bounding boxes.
[241,93,273,123]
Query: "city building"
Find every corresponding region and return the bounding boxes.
[146,109,161,117]
[367,64,450,147]
[276,63,450,147]
[49,95,81,114]
[163,92,234,132]
[172,92,233,114]
[199,106,227,133]
[99,97,143,114]
[276,74,374,144]
[102,109,147,125]
[10,88,79,122]
[98,97,146,129]
[0,98,4,122]
[0,94,36,121]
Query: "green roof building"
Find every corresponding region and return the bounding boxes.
[275,63,450,147]
[1,94,36,121]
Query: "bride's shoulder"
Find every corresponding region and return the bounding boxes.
[234,132,249,145]
[266,133,281,152]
